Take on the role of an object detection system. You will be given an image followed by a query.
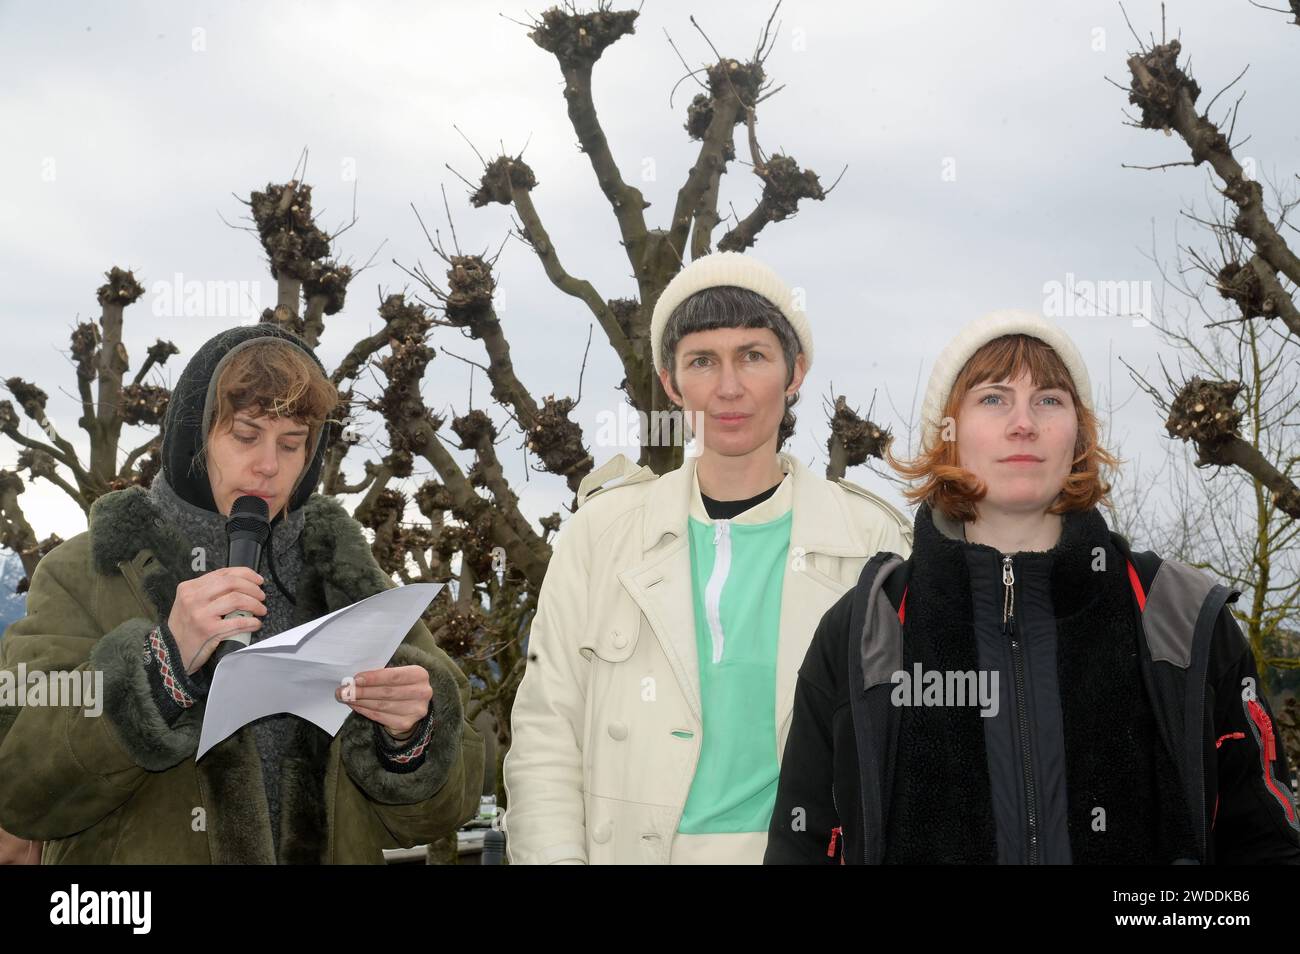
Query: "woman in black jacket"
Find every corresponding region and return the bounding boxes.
[765,311,1300,865]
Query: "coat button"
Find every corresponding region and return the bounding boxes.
[611,630,627,649]
[607,721,628,741]
[593,821,613,844]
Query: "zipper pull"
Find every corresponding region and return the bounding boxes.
[1001,555,1016,636]
[705,519,732,664]
[827,826,842,858]
[1251,700,1277,761]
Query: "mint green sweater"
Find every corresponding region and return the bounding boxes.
[678,500,793,835]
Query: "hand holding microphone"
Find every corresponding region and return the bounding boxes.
[169,495,272,674]
[168,567,267,674]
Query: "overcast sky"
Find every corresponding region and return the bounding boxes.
[2,0,1298,546]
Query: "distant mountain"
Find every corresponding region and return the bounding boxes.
[0,549,28,633]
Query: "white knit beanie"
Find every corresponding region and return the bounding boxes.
[919,309,1094,452]
[650,251,813,376]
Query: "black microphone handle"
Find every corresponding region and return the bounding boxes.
[227,537,263,577]
[209,538,263,665]
[208,636,246,668]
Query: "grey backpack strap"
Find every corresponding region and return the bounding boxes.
[846,552,906,864]
[1137,558,1241,861]
[1140,560,1234,668]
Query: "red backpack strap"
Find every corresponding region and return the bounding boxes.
[1126,559,1147,612]
[1113,530,1160,614]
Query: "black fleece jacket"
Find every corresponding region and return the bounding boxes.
[765,505,1300,865]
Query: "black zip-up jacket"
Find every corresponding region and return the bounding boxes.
[765,504,1300,865]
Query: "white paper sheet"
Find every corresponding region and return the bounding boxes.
[196,582,445,760]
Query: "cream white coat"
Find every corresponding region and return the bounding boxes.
[502,452,914,864]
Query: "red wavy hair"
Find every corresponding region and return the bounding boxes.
[886,334,1120,522]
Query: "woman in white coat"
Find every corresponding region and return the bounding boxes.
[503,253,914,864]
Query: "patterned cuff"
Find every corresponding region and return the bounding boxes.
[143,621,211,726]
[374,706,436,773]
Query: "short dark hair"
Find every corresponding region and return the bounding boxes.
[660,285,803,449]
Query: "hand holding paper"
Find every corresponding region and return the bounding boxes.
[335,664,433,739]
[196,582,445,759]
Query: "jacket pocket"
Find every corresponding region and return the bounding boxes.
[582,790,672,864]
[796,554,855,597]
[577,599,640,787]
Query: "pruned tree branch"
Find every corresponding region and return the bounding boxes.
[399,234,595,493]
[0,397,80,477]
[671,59,759,259]
[527,5,653,291]
[1127,41,1300,288]
[1164,376,1300,519]
[471,153,635,370]
[372,320,553,588]
[717,107,828,252]
[0,469,39,580]
[823,393,893,482]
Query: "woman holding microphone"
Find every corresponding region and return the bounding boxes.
[0,324,483,863]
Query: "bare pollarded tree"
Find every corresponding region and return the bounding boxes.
[1119,9,1300,520]
[1108,239,1300,681]
[0,267,176,585]
[0,5,900,840]
[1113,4,1300,771]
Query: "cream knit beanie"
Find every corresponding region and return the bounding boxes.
[650,251,813,376]
[919,309,1094,452]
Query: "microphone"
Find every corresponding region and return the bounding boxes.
[209,494,271,667]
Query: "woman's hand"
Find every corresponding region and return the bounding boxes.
[336,664,433,739]
[167,567,267,674]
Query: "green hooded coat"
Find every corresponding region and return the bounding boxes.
[0,325,484,863]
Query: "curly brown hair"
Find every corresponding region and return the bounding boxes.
[197,338,340,478]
